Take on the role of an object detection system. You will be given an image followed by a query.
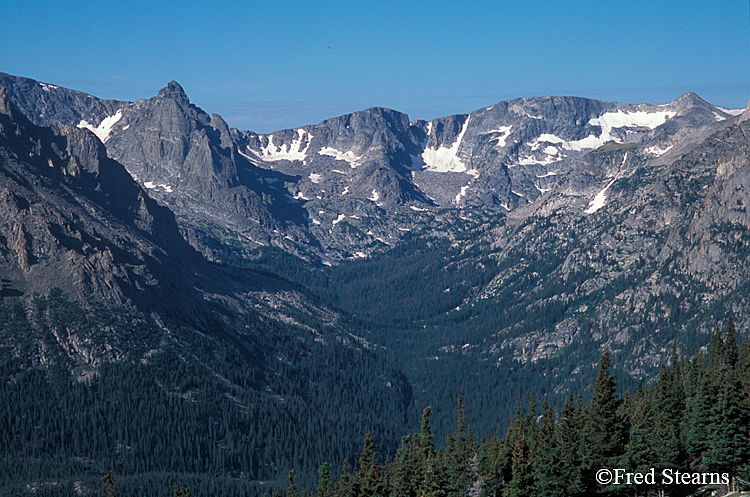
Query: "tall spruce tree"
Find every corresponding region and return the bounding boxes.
[356,432,384,497]
[704,371,750,491]
[444,397,478,497]
[549,394,585,497]
[316,463,334,497]
[581,352,627,494]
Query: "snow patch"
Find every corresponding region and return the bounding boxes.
[535,171,559,178]
[319,147,363,168]
[421,117,470,173]
[332,214,346,226]
[369,190,380,202]
[718,107,745,117]
[256,130,312,162]
[487,125,513,147]
[309,173,322,183]
[584,177,617,214]
[410,205,428,212]
[645,144,673,156]
[584,153,628,214]
[340,187,349,196]
[518,154,558,166]
[143,181,173,193]
[454,185,471,204]
[77,110,122,143]
[530,110,676,152]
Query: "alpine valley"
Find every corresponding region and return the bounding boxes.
[0,71,748,495]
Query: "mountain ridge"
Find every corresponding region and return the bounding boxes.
[2,72,739,264]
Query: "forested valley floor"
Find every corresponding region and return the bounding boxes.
[6,319,748,497]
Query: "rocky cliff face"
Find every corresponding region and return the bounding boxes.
[0,86,192,308]
[0,86,357,373]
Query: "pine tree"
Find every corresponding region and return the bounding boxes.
[287,470,300,497]
[724,317,738,369]
[444,397,478,497]
[704,371,750,491]
[580,352,627,494]
[505,433,535,497]
[549,393,585,497]
[102,471,117,497]
[335,459,356,497]
[709,326,726,372]
[356,432,384,497]
[681,372,714,465]
[173,485,192,497]
[622,390,657,478]
[316,463,334,497]
[477,435,508,497]
[533,397,559,497]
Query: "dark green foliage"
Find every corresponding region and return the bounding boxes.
[580,352,628,493]
[173,485,192,497]
[316,463,334,497]
[287,470,300,497]
[314,327,750,497]
[0,290,414,496]
[102,471,117,497]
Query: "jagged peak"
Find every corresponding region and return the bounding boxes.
[157,81,189,104]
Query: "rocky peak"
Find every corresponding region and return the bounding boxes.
[667,91,713,112]
[157,80,190,105]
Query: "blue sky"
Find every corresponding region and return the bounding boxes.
[3,1,749,133]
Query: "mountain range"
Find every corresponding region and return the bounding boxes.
[0,70,748,494]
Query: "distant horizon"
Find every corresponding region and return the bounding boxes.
[3,1,748,133]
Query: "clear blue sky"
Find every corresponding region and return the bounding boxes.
[3,1,749,133]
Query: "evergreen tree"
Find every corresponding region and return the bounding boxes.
[548,394,585,497]
[355,432,384,497]
[477,435,508,497]
[316,463,334,497]
[444,397,478,497]
[622,389,657,489]
[724,317,739,369]
[287,470,300,497]
[102,471,117,497]
[533,397,559,497]
[505,433,535,497]
[335,459,356,497]
[709,326,726,372]
[173,485,192,497]
[704,371,750,491]
[580,352,627,494]
[681,372,714,465]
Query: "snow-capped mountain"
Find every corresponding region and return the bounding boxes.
[0,72,741,263]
